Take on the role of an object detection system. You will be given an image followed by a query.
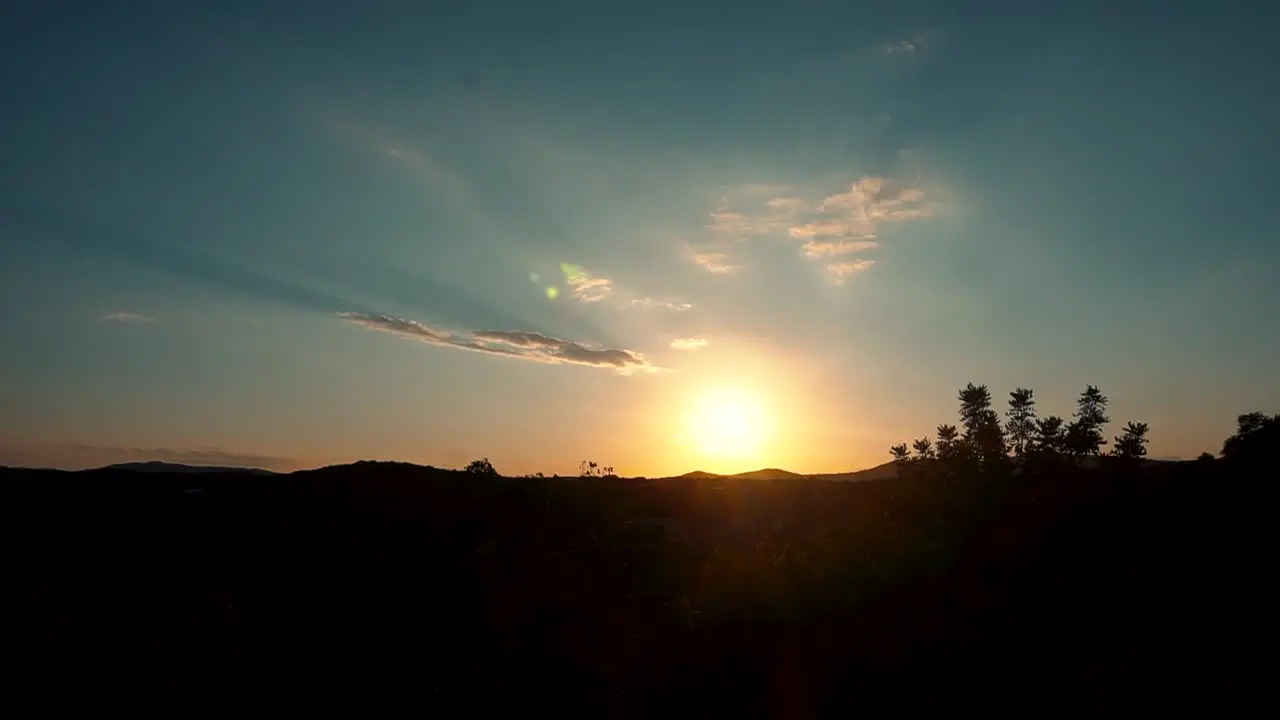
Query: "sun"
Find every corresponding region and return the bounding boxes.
[684,387,770,463]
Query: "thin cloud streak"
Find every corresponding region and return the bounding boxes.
[803,239,881,257]
[337,312,655,374]
[692,251,737,274]
[101,312,156,324]
[670,337,709,350]
[826,259,876,283]
[562,263,691,310]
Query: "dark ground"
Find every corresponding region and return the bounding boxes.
[0,459,1263,714]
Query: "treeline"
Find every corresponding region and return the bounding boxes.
[889,383,1278,472]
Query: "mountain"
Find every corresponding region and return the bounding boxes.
[102,461,277,475]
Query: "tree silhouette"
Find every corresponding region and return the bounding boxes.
[579,460,616,478]
[935,424,961,462]
[1029,412,1070,468]
[889,444,911,463]
[958,383,1006,466]
[1065,385,1109,457]
[464,457,498,476]
[1006,388,1038,458]
[912,437,935,461]
[1111,422,1150,460]
[1220,411,1279,463]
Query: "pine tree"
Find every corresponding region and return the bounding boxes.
[935,424,960,461]
[958,383,1006,465]
[889,444,911,463]
[1006,388,1038,458]
[912,437,935,460]
[1065,385,1110,456]
[1112,421,1150,460]
[1032,415,1067,456]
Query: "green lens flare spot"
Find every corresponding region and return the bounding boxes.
[560,262,587,284]
[546,286,560,300]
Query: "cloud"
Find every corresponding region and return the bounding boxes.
[561,263,614,302]
[337,312,655,374]
[884,39,917,56]
[670,337,709,350]
[789,222,855,239]
[882,31,935,57]
[0,444,292,471]
[825,259,876,283]
[693,175,933,280]
[559,263,690,310]
[707,209,793,237]
[324,113,469,200]
[692,251,737,274]
[101,312,155,324]
[803,239,881,257]
[630,297,693,312]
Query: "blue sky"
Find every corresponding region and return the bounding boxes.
[2,1,1277,475]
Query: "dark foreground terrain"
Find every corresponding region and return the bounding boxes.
[0,459,1263,714]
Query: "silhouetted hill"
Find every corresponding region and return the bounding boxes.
[0,457,1262,712]
[678,463,897,482]
[102,460,278,475]
[729,467,807,480]
[679,470,722,479]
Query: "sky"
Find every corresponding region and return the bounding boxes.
[2,1,1278,476]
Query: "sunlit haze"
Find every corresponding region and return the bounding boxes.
[1,2,1277,475]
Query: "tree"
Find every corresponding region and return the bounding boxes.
[889,444,911,463]
[1112,422,1150,460]
[912,437,935,460]
[579,460,616,478]
[464,457,498,476]
[1196,452,1215,463]
[1006,388,1038,458]
[1220,411,1279,462]
[1031,415,1067,456]
[935,424,961,461]
[958,383,1006,465]
[1065,385,1109,456]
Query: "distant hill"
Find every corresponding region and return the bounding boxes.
[812,461,901,482]
[729,467,808,480]
[677,470,722,480]
[677,463,898,482]
[101,461,277,475]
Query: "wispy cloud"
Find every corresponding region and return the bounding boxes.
[337,312,655,374]
[803,239,881,257]
[559,263,691,310]
[693,175,933,280]
[325,113,469,200]
[707,209,793,237]
[561,263,615,303]
[670,337,709,350]
[826,259,877,284]
[882,30,935,57]
[101,311,155,324]
[884,39,918,56]
[692,251,737,274]
[630,296,693,312]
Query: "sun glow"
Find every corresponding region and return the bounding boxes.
[684,386,770,465]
